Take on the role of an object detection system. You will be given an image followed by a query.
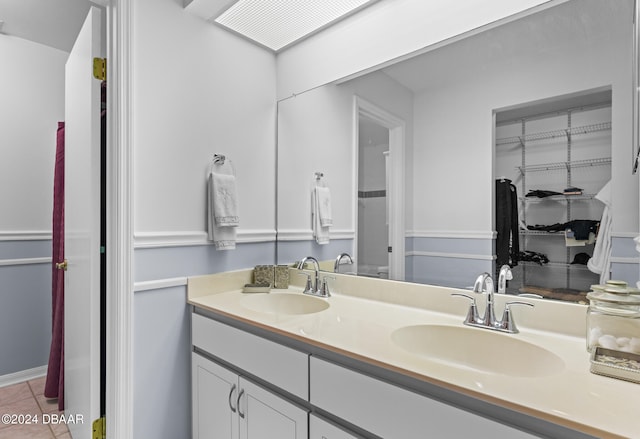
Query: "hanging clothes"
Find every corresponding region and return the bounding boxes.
[495,178,520,267]
[45,122,65,409]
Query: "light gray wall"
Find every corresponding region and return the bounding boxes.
[130,0,278,437]
[0,242,52,376]
[0,34,66,379]
[411,0,637,235]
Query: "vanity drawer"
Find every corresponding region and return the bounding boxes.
[310,357,537,439]
[309,414,361,439]
[192,313,309,400]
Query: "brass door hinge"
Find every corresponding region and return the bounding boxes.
[93,57,106,81]
[92,416,105,439]
[55,259,68,271]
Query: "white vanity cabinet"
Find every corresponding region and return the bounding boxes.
[192,311,545,439]
[191,312,309,439]
[192,353,239,439]
[310,357,539,439]
[192,353,308,439]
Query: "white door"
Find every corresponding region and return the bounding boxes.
[64,6,103,438]
[192,353,239,439]
[239,378,308,439]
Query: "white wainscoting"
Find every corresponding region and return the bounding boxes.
[133,229,276,248]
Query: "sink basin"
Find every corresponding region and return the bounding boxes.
[240,293,329,315]
[391,324,564,377]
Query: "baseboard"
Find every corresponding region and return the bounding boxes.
[0,365,47,388]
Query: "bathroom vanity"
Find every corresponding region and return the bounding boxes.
[188,269,640,438]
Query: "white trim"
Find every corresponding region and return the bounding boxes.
[133,277,188,292]
[610,256,640,264]
[0,257,51,267]
[408,250,496,261]
[612,232,640,239]
[133,229,276,248]
[0,365,47,388]
[276,229,355,241]
[106,1,134,437]
[355,96,405,281]
[407,230,496,240]
[0,231,52,241]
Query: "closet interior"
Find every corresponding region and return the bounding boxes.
[494,89,612,302]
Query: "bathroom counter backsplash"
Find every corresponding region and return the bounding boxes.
[188,268,640,439]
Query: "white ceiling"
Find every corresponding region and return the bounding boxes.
[381,0,630,96]
[0,0,92,52]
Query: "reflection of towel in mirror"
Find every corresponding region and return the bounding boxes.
[587,181,611,283]
[312,186,331,244]
[315,186,332,227]
[207,168,238,250]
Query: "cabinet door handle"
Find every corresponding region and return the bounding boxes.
[228,384,237,413]
[237,388,245,419]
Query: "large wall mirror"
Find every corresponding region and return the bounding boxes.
[276,0,638,301]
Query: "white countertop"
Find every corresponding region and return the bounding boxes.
[188,269,640,439]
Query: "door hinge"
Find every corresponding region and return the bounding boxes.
[388,246,393,253]
[92,416,106,439]
[55,259,68,271]
[93,57,106,81]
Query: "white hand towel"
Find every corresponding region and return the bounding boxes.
[212,173,239,227]
[312,187,330,245]
[587,181,611,282]
[207,173,237,250]
[315,186,333,227]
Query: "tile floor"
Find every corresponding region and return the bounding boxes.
[0,377,70,439]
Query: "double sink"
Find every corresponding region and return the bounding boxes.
[240,291,565,378]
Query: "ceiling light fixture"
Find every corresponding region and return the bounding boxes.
[214,0,377,51]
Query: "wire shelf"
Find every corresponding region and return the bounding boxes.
[496,121,611,146]
[519,230,566,236]
[517,261,592,270]
[521,194,596,202]
[517,157,611,173]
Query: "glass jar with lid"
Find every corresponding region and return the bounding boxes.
[586,280,640,352]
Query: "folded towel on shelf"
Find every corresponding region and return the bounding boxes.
[312,186,330,244]
[206,163,238,250]
[211,173,239,227]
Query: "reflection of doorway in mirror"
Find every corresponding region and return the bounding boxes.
[357,116,390,278]
[494,88,612,301]
[355,97,406,281]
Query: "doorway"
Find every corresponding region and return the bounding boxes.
[357,116,390,278]
[355,97,405,281]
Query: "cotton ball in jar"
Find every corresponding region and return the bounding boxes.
[598,334,618,350]
[616,337,631,348]
[588,327,603,349]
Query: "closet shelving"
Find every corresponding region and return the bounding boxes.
[495,97,612,298]
[517,157,611,173]
[495,121,611,146]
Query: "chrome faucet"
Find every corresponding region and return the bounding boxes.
[473,272,496,326]
[296,256,324,297]
[334,253,354,273]
[497,264,513,294]
[452,271,534,334]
